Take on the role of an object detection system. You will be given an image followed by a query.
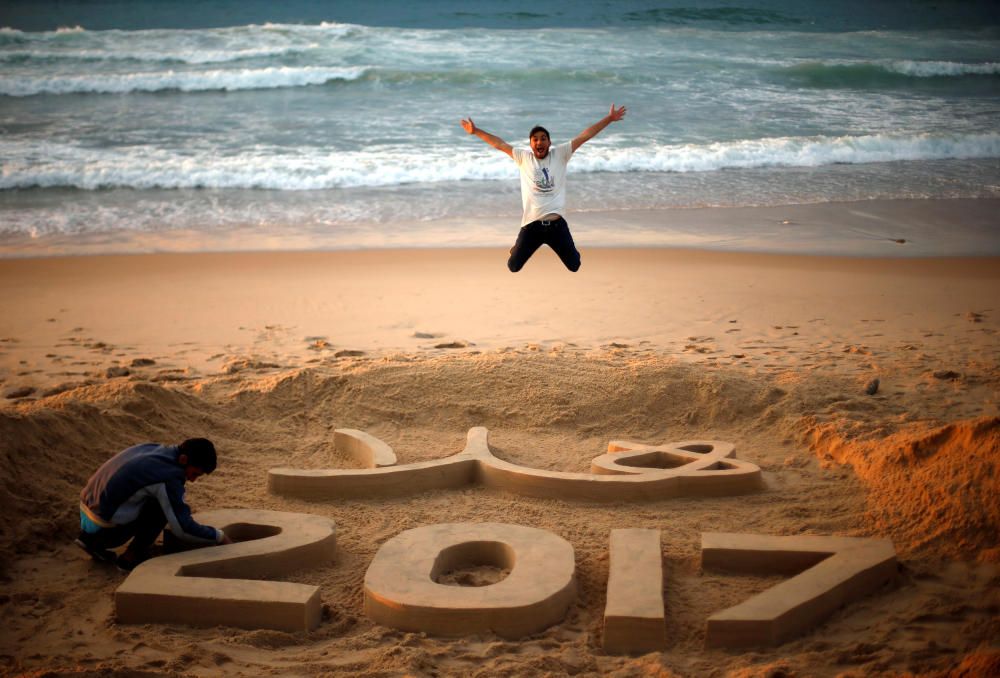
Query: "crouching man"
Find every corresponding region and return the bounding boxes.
[77,437,232,572]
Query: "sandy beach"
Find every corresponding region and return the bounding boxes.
[1,203,999,677]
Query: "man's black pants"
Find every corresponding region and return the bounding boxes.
[507,216,581,272]
[87,499,166,555]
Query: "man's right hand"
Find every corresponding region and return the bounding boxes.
[461,118,513,157]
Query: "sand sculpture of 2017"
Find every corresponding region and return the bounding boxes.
[113,428,898,650]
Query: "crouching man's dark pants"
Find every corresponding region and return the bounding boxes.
[87,499,166,553]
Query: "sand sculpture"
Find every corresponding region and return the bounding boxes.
[268,427,761,501]
[115,509,896,653]
[701,532,898,648]
[333,428,398,467]
[115,509,336,631]
[110,436,895,649]
[599,530,896,653]
[111,513,896,648]
[603,528,666,653]
[364,522,577,638]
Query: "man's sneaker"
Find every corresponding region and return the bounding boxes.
[74,532,117,564]
[115,549,150,573]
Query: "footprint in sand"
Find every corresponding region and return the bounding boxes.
[435,341,471,349]
[85,341,114,353]
[221,358,281,374]
[334,350,365,357]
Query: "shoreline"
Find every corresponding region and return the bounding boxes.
[2,196,998,259]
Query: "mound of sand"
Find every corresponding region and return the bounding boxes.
[807,416,1000,562]
[0,380,257,566]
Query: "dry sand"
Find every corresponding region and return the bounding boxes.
[1,218,998,676]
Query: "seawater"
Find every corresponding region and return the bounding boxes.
[1,0,998,256]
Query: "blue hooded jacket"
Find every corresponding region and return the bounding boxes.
[80,443,221,544]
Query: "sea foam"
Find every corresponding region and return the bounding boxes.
[3,133,997,191]
[888,60,1000,77]
[0,65,367,96]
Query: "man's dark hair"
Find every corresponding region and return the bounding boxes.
[179,438,217,473]
[529,125,550,140]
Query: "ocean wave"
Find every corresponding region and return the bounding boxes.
[888,60,1000,77]
[360,67,633,86]
[0,143,496,190]
[0,21,358,40]
[3,133,997,191]
[574,133,1000,174]
[0,64,632,96]
[0,21,359,64]
[777,60,1000,88]
[622,7,800,26]
[0,44,316,65]
[0,65,367,96]
[259,20,363,35]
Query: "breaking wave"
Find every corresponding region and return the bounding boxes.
[3,132,997,191]
[0,65,368,96]
[777,60,1000,88]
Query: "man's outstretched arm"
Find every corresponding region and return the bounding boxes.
[461,118,514,158]
[571,104,627,153]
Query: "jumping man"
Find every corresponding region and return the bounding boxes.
[460,104,627,272]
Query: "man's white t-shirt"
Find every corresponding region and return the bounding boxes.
[512,142,573,226]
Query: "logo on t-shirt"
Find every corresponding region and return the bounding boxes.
[534,167,554,192]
